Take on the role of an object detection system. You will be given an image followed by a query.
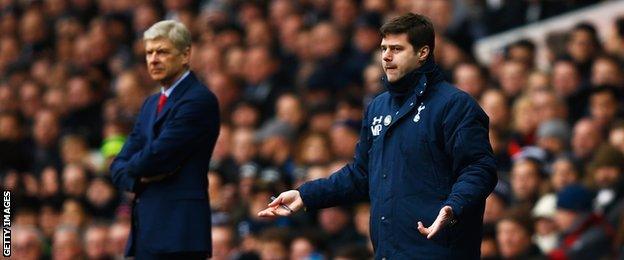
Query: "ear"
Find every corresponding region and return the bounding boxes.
[181,46,191,65]
[417,46,430,62]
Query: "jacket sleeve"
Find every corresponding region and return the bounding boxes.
[441,92,498,218]
[297,108,371,209]
[109,100,148,192]
[123,95,219,178]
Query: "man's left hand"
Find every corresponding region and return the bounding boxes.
[417,206,454,239]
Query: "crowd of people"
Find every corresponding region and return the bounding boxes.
[1,0,623,259]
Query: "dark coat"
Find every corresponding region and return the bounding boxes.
[298,60,497,259]
[110,72,220,256]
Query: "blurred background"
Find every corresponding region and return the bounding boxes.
[1,0,624,259]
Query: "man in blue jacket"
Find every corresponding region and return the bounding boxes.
[110,20,219,259]
[259,13,497,259]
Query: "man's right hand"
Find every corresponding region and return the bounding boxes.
[257,190,304,218]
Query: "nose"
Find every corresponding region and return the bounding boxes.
[146,53,159,64]
[382,49,392,62]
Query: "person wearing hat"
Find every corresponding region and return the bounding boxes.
[586,144,624,225]
[550,184,614,260]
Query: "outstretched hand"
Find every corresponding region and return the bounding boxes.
[417,206,454,239]
[257,190,304,218]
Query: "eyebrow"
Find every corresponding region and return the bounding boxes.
[380,44,404,48]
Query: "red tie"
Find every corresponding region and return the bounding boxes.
[157,93,167,114]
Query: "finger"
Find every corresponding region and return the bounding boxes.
[274,207,292,216]
[417,221,429,236]
[268,194,287,207]
[257,208,278,218]
[427,222,440,239]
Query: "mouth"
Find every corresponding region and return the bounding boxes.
[384,64,397,70]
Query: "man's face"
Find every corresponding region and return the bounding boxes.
[145,38,189,86]
[381,33,422,83]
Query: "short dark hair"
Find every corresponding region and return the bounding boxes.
[380,13,435,52]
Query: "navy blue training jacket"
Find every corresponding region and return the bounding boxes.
[298,60,497,259]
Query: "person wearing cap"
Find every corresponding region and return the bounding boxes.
[109,20,219,259]
[586,144,624,225]
[258,13,497,259]
[550,184,614,260]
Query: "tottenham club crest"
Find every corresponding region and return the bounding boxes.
[413,103,426,123]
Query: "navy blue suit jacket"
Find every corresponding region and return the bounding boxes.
[110,71,219,256]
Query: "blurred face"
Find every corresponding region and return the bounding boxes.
[319,207,349,234]
[108,223,130,257]
[554,209,578,231]
[145,37,190,86]
[332,0,357,28]
[511,161,541,202]
[590,91,618,128]
[591,59,622,86]
[453,64,484,98]
[115,73,146,114]
[53,230,82,260]
[552,62,580,97]
[41,166,60,196]
[260,240,288,260]
[231,129,256,164]
[61,200,85,228]
[496,219,531,258]
[39,206,60,237]
[87,179,114,207]
[551,159,578,192]
[243,47,275,85]
[85,227,109,260]
[532,91,562,124]
[246,20,273,47]
[512,98,537,134]
[231,104,260,128]
[62,165,87,197]
[13,229,42,260]
[572,120,601,159]
[0,114,20,140]
[609,129,624,154]
[330,125,358,159]
[33,110,60,147]
[212,226,234,260]
[567,30,595,63]
[593,167,621,189]
[300,135,331,165]
[276,95,304,127]
[290,238,314,260]
[355,26,382,53]
[381,33,424,83]
[311,23,342,59]
[499,61,527,97]
[66,77,93,109]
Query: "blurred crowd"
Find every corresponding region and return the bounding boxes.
[1,0,624,259]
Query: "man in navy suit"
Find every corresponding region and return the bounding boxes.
[110,20,219,259]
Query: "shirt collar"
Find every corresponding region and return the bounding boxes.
[160,70,190,97]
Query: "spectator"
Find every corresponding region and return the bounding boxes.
[13,225,45,260]
[496,209,546,259]
[551,184,614,259]
[53,225,84,260]
[84,223,111,260]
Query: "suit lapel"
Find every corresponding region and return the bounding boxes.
[152,72,197,131]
